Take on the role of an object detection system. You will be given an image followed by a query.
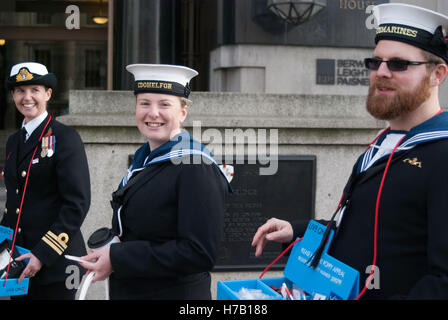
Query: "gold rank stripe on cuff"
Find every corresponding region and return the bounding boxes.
[42,236,64,255]
[41,231,69,255]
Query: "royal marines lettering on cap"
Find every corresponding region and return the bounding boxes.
[374,3,448,63]
[5,62,57,90]
[126,64,198,98]
[376,26,418,38]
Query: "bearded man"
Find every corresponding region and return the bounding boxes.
[251,3,448,299]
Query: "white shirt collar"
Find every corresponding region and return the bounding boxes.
[22,111,48,141]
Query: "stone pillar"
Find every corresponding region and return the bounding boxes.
[114,0,162,90]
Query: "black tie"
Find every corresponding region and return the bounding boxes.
[21,127,27,143]
[17,127,27,160]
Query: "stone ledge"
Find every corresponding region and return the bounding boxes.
[58,113,384,129]
[58,90,388,148]
[57,122,383,146]
[68,90,378,118]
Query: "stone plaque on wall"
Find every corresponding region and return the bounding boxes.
[214,156,316,271]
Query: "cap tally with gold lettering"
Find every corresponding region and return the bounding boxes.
[6,62,57,90]
[126,64,198,98]
[374,3,448,63]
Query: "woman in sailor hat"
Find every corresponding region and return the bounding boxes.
[1,62,91,299]
[79,64,231,300]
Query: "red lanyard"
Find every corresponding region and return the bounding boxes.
[3,116,52,285]
[354,134,405,300]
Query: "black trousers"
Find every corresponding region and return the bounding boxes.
[10,280,77,300]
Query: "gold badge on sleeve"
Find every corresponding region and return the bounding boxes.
[42,231,69,255]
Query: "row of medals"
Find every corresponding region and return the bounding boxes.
[41,136,54,158]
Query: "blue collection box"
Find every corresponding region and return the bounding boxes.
[217,278,283,300]
[0,226,30,297]
[217,220,360,300]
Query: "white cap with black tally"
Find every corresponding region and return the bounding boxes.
[374,3,448,63]
[126,64,198,98]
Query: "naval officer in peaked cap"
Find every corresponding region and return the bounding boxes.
[78,64,231,300]
[1,62,91,299]
[252,3,448,299]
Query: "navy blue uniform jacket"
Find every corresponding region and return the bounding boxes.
[1,114,91,285]
[109,157,228,299]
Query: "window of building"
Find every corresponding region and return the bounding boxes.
[0,0,108,129]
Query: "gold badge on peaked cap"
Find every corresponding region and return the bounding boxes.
[16,68,34,82]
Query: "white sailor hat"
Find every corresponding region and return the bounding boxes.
[6,62,57,90]
[374,3,448,63]
[126,64,198,98]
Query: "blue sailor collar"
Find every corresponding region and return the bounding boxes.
[358,111,448,173]
[143,130,216,166]
[120,130,231,190]
[400,110,448,148]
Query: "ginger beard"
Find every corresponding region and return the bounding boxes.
[366,73,431,120]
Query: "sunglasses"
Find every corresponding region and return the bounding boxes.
[364,58,437,72]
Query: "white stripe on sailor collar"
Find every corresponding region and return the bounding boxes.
[359,130,448,173]
[121,149,217,187]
